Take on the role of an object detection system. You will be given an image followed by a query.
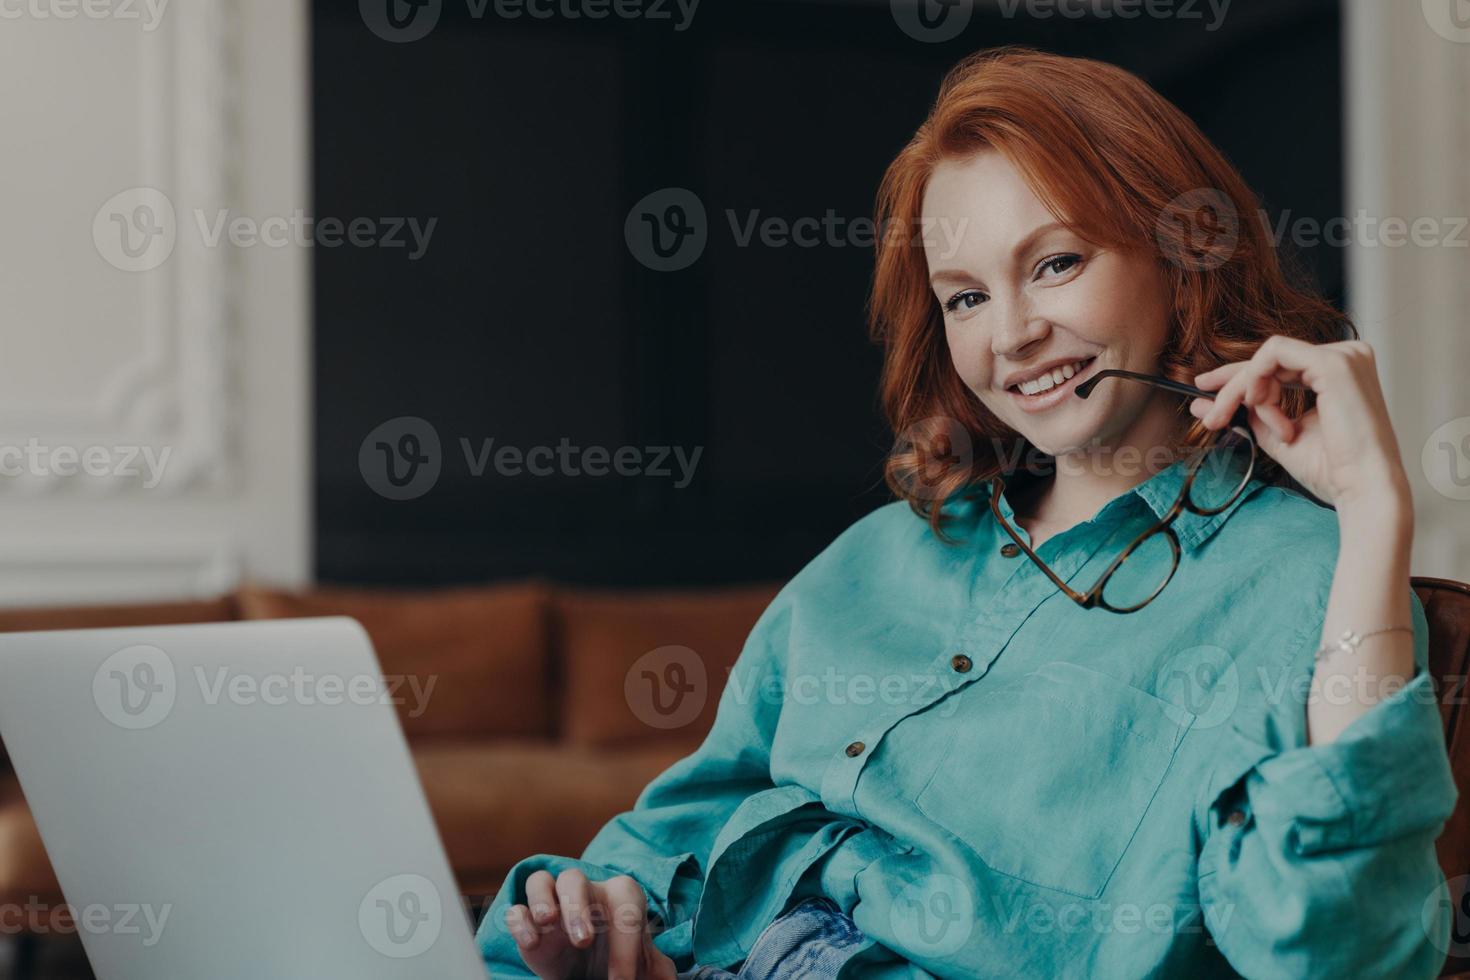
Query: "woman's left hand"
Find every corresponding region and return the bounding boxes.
[1188,335,1412,513]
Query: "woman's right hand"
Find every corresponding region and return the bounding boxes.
[505,868,679,980]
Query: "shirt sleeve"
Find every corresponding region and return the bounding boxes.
[475,589,792,977]
[1196,584,1460,979]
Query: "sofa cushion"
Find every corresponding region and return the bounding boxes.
[236,581,554,739]
[554,583,782,749]
[412,738,690,897]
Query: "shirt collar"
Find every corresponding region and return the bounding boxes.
[966,453,1265,554]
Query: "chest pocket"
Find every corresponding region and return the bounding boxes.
[913,659,1194,899]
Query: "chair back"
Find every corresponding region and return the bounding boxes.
[1413,576,1470,977]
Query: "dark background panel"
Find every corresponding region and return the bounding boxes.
[313,0,1344,587]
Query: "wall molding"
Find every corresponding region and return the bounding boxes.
[1345,0,1470,582]
[0,542,240,608]
[0,0,237,497]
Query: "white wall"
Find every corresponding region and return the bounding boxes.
[1345,0,1470,583]
[0,0,310,606]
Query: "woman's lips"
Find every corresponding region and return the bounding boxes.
[1004,357,1098,414]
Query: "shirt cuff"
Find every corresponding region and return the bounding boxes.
[1213,666,1457,856]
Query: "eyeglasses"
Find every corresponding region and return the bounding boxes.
[987,369,1258,613]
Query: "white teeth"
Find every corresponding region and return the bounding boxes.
[1016,359,1091,396]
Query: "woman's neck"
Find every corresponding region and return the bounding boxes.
[1012,414,1190,549]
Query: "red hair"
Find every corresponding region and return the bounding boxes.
[870,46,1348,539]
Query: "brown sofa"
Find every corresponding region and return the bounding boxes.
[0,578,782,908]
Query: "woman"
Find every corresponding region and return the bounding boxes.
[477,47,1458,979]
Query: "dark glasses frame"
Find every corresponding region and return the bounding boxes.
[987,369,1257,613]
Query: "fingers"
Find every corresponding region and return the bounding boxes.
[506,869,661,980]
[506,903,540,951]
[1254,400,1297,443]
[598,875,647,980]
[1194,335,1318,429]
[525,870,560,930]
[508,900,574,980]
[508,870,573,978]
[555,868,595,949]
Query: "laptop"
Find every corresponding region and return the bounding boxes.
[0,617,488,980]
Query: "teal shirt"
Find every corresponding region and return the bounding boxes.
[477,458,1458,978]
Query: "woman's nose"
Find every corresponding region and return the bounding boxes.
[991,311,1052,359]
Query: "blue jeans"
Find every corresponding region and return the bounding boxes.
[676,896,868,980]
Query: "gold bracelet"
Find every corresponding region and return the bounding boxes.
[1313,625,1413,662]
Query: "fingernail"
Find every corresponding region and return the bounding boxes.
[530,903,551,923]
[571,918,589,943]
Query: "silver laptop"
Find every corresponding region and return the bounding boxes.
[0,617,488,980]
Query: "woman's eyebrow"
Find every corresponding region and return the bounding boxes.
[927,220,1070,286]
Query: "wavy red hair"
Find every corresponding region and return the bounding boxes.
[870,46,1350,539]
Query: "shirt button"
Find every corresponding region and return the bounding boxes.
[1226,809,1246,827]
[1000,543,1021,558]
[845,740,866,757]
[951,654,973,673]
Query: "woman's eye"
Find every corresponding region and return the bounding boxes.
[943,290,987,313]
[1036,254,1081,278]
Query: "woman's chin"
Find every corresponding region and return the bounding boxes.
[1013,421,1108,460]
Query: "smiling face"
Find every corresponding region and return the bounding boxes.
[922,150,1182,462]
